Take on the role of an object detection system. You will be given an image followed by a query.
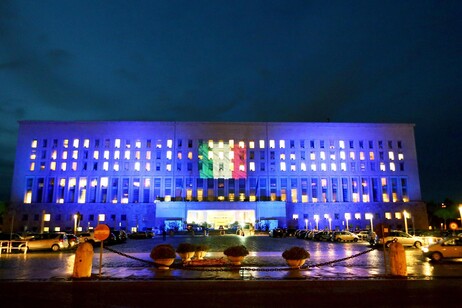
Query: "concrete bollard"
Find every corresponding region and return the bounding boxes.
[72,242,94,278]
[389,241,407,276]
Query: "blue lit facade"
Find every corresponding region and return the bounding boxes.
[7,121,428,233]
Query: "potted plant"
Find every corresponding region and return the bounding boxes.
[223,245,249,265]
[194,244,209,260]
[176,242,196,262]
[150,244,176,269]
[282,246,310,269]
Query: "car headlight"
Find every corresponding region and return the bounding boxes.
[421,247,429,253]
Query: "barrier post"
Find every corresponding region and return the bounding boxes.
[389,241,407,277]
[72,242,94,278]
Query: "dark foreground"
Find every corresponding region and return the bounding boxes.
[0,279,459,307]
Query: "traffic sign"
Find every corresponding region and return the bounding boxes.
[94,224,110,241]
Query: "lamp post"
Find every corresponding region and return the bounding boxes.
[73,214,78,234]
[324,214,330,231]
[344,213,351,231]
[328,218,332,231]
[459,205,462,228]
[403,210,409,234]
[314,215,319,230]
[305,219,308,231]
[365,213,373,231]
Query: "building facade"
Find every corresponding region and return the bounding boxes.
[6,121,428,233]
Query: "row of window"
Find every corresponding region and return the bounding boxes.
[31,138,404,151]
[23,175,409,204]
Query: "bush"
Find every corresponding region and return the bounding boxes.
[223,245,249,257]
[150,244,176,259]
[176,242,196,253]
[194,244,209,252]
[282,246,310,260]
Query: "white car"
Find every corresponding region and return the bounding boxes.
[379,231,423,248]
[422,237,462,262]
[357,231,370,241]
[333,231,359,242]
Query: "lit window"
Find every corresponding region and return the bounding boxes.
[61,162,66,171]
[29,162,35,171]
[369,152,375,160]
[166,164,172,171]
[104,150,110,159]
[124,150,130,160]
[73,139,79,148]
[50,162,56,170]
[269,140,275,149]
[355,213,361,219]
[389,162,396,171]
[218,151,224,160]
[331,163,337,171]
[340,162,347,171]
[208,140,214,148]
[228,151,234,159]
[350,152,355,160]
[115,139,121,148]
[280,153,286,160]
[30,151,37,160]
[135,140,141,148]
[239,164,245,171]
[380,162,386,171]
[146,151,151,160]
[249,162,255,171]
[279,140,285,148]
[83,139,90,148]
[359,152,365,160]
[311,163,317,171]
[321,163,327,171]
[290,164,296,171]
[125,140,131,148]
[208,151,213,159]
[239,141,245,148]
[340,151,346,160]
[93,151,99,159]
[310,152,316,160]
[145,162,151,171]
[188,151,193,160]
[259,140,265,148]
[61,151,67,159]
[339,140,345,149]
[301,162,306,171]
[398,153,404,160]
[72,150,78,159]
[72,162,77,171]
[167,139,173,148]
[249,141,255,149]
[290,153,296,160]
[228,139,234,148]
[330,152,336,160]
[280,162,286,171]
[114,151,120,160]
[114,162,119,171]
[103,162,109,171]
[388,151,394,160]
[320,151,326,160]
[63,139,69,148]
[166,150,172,160]
[134,162,140,171]
[31,139,38,148]
[385,212,392,219]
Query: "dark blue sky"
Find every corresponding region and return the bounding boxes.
[0,0,461,202]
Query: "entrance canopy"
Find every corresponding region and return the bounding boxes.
[186,210,255,229]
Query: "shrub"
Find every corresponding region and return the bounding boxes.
[176,242,196,253]
[223,245,249,257]
[282,246,310,260]
[150,244,176,259]
[194,244,209,252]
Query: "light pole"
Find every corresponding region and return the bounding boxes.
[73,214,78,234]
[365,213,373,231]
[344,213,351,231]
[305,219,308,231]
[328,218,332,231]
[403,210,409,234]
[459,205,462,228]
[324,214,330,231]
[314,215,319,230]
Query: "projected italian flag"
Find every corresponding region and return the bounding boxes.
[198,142,246,179]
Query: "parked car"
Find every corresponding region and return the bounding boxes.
[66,234,79,248]
[112,230,128,243]
[333,231,359,242]
[313,231,332,241]
[422,236,462,262]
[0,233,24,241]
[378,231,423,248]
[77,231,101,244]
[269,228,285,238]
[356,231,370,241]
[22,232,69,252]
[128,231,153,239]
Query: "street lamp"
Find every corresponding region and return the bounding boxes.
[328,218,332,231]
[324,214,330,231]
[459,205,462,228]
[305,219,308,231]
[73,214,78,234]
[344,213,351,231]
[403,210,409,234]
[365,213,373,231]
[314,215,319,230]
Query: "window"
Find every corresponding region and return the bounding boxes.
[259,140,265,149]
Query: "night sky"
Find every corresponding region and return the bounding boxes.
[1,1,461,203]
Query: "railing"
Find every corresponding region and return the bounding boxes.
[0,240,28,254]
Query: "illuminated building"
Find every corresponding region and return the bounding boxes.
[7,121,428,233]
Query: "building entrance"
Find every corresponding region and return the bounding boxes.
[186,210,255,229]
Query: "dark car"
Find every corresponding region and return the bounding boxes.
[128,231,153,239]
[269,228,285,238]
[112,230,128,243]
[313,231,332,241]
[66,234,79,248]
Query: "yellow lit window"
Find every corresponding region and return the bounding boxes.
[310,152,316,160]
[280,153,286,160]
[259,140,265,149]
[72,150,78,159]
[166,164,172,171]
[73,139,79,148]
[62,151,68,159]
[83,139,90,148]
[188,151,193,160]
[388,151,395,160]
[350,152,355,160]
[30,151,37,160]
[146,151,151,160]
[249,141,255,149]
[51,150,57,160]
[72,162,77,171]
[93,150,99,159]
[63,139,69,148]
[359,151,365,160]
[290,153,296,160]
[229,139,234,148]
[239,141,245,148]
[369,152,375,160]
[398,153,404,160]
[340,151,346,160]
[239,164,245,171]
[29,162,35,171]
[167,139,173,148]
[218,140,224,148]
[50,162,56,170]
[208,140,214,148]
[145,162,151,171]
[389,162,395,171]
[135,151,141,160]
[31,139,38,148]
[61,162,67,171]
[269,140,275,149]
